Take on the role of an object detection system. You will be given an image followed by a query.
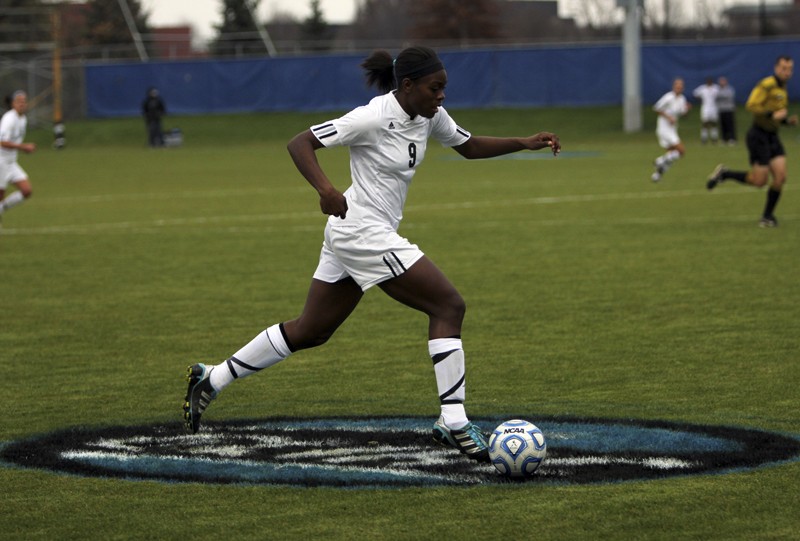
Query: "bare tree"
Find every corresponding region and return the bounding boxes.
[568,0,623,29]
[408,0,500,44]
[351,0,411,44]
[83,0,150,47]
[565,0,729,34]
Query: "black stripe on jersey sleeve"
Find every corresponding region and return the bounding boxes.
[456,127,470,137]
[312,123,337,139]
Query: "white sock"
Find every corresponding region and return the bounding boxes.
[700,128,708,142]
[209,324,292,392]
[665,149,681,163]
[429,337,468,429]
[0,191,25,215]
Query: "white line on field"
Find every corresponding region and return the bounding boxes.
[0,187,790,236]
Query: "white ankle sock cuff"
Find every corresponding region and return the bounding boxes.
[428,337,463,356]
[266,324,292,358]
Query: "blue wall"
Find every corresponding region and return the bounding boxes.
[85,39,800,118]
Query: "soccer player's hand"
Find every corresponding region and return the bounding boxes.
[20,143,36,153]
[526,132,561,156]
[320,189,348,219]
[787,114,798,126]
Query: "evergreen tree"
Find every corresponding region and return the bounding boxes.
[212,0,263,56]
[301,0,331,51]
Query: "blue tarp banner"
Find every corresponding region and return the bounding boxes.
[85,39,800,118]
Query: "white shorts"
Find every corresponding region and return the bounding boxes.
[656,125,680,149]
[700,108,719,123]
[0,161,27,190]
[313,222,425,291]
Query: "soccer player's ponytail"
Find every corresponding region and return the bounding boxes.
[361,50,394,94]
[362,46,444,94]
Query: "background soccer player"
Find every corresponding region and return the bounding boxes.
[706,55,797,227]
[693,77,720,144]
[0,91,36,220]
[651,77,691,182]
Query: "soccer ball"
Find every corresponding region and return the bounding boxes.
[488,419,547,478]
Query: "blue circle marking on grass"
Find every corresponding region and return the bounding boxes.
[2,416,798,488]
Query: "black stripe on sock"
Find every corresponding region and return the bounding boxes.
[440,375,465,401]
[278,322,296,352]
[225,358,239,379]
[431,349,458,365]
[229,356,261,373]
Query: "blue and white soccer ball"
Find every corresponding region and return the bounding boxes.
[488,419,547,478]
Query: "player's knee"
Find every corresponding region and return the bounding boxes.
[301,332,333,349]
[283,319,335,350]
[440,290,466,325]
[16,182,32,198]
[292,328,334,350]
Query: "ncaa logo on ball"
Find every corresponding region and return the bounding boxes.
[489,419,547,478]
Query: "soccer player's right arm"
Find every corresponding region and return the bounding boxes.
[0,115,12,147]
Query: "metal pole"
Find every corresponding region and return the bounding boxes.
[245,0,277,57]
[622,0,642,133]
[117,0,148,61]
[51,8,66,149]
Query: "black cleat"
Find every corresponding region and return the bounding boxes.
[183,364,217,433]
[758,215,779,228]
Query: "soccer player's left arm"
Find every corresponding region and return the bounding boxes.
[453,132,560,160]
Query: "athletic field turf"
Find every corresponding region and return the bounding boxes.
[1,106,798,539]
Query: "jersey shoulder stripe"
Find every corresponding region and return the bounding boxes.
[312,123,337,139]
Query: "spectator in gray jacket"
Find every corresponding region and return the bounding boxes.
[717,77,737,145]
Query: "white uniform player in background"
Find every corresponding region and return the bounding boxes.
[183,46,561,463]
[0,90,36,220]
[652,78,691,182]
[693,78,720,144]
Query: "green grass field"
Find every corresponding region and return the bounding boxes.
[1,106,799,540]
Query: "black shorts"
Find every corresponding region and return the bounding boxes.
[746,125,785,166]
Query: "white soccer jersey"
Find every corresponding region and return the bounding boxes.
[0,108,27,163]
[693,84,720,121]
[311,93,470,231]
[654,91,688,130]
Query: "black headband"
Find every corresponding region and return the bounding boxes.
[395,56,444,82]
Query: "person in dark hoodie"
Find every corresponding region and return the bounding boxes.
[142,87,166,147]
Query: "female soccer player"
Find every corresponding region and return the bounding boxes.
[651,77,691,182]
[0,91,36,220]
[183,46,561,462]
